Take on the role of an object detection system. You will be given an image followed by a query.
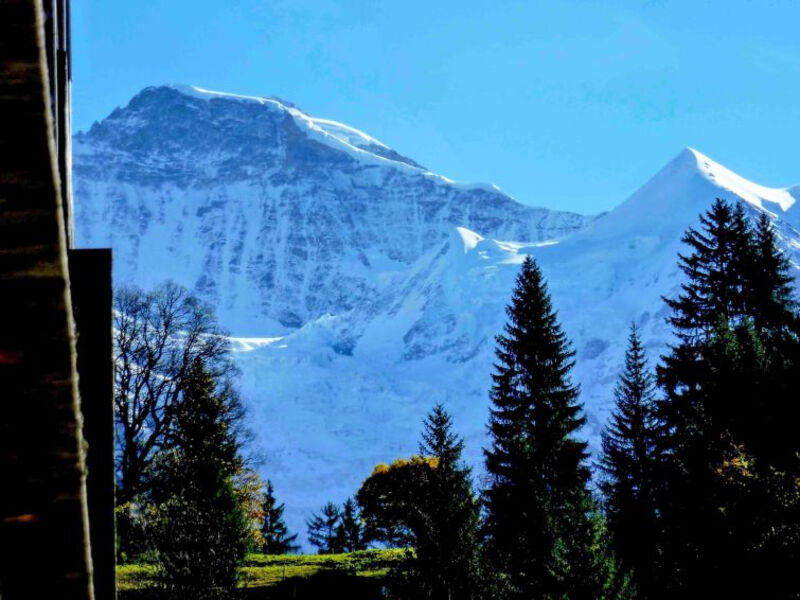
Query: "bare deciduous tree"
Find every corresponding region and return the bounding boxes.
[114,282,235,507]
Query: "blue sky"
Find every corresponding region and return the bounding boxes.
[73,0,800,214]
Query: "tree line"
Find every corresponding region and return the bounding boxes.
[306,199,800,599]
[113,198,800,599]
[112,283,297,598]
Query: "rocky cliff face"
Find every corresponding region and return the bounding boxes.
[74,85,591,333]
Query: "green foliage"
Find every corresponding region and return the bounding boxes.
[598,324,662,598]
[307,497,368,555]
[747,211,797,338]
[356,456,434,546]
[306,502,344,554]
[145,359,250,600]
[356,406,481,599]
[406,405,483,600]
[483,255,598,599]
[335,498,368,553]
[260,481,299,555]
[656,199,800,597]
[114,282,235,560]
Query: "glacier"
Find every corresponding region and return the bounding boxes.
[73,85,800,546]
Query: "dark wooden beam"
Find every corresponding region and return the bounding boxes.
[70,249,116,600]
[0,1,94,599]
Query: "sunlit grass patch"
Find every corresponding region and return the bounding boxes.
[116,563,158,592]
[117,548,407,596]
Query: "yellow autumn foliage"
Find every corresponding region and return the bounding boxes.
[369,455,438,478]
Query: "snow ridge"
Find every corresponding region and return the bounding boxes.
[167,84,454,181]
[688,147,797,214]
[73,85,592,332]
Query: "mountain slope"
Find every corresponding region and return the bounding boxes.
[73,86,800,545]
[222,148,800,542]
[74,85,591,333]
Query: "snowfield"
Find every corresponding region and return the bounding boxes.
[73,86,800,546]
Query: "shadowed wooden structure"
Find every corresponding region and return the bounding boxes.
[0,1,114,599]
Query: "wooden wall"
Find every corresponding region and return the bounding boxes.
[0,1,97,599]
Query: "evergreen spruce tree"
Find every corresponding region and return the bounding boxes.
[599,324,662,598]
[748,212,797,338]
[662,199,752,339]
[739,212,800,595]
[656,199,754,595]
[563,497,630,600]
[259,480,299,554]
[146,359,249,600]
[744,212,800,462]
[656,199,800,597]
[410,404,481,600]
[335,498,367,552]
[483,255,599,599]
[306,502,343,554]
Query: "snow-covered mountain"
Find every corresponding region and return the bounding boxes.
[73,85,800,545]
[74,85,590,334]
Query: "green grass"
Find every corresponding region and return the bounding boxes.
[116,563,158,593]
[117,548,408,599]
[241,548,406,586]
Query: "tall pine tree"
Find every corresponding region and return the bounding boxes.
[657,199,800,597]
[599,324,662,598]
[307,502,343,554]
[411,404,481,600]
[739,211,800,596]
[748,212,797,338]
[483,255,600,599]
[745,212,800,464]
[146,359,250,600]
[259,480,299,554]
[662,199,752,339]
[656,199,754,595]
[335,498,367,552]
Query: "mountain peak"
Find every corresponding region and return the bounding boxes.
[159,84,430,171]
[656,146,798,216]
[164,83,272,104]
[577,147,800,243]
[73,84,592,330]
[684,147,797,214]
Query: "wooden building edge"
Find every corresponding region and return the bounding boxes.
[1,1,115,599]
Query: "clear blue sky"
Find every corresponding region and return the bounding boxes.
[72,0,800,214]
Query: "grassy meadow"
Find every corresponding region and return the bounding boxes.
[117,548,407,599]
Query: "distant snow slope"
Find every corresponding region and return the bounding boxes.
[74,86,800,546]
[225,148,800,543]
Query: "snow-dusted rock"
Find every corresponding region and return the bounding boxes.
[74,85,590,333]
